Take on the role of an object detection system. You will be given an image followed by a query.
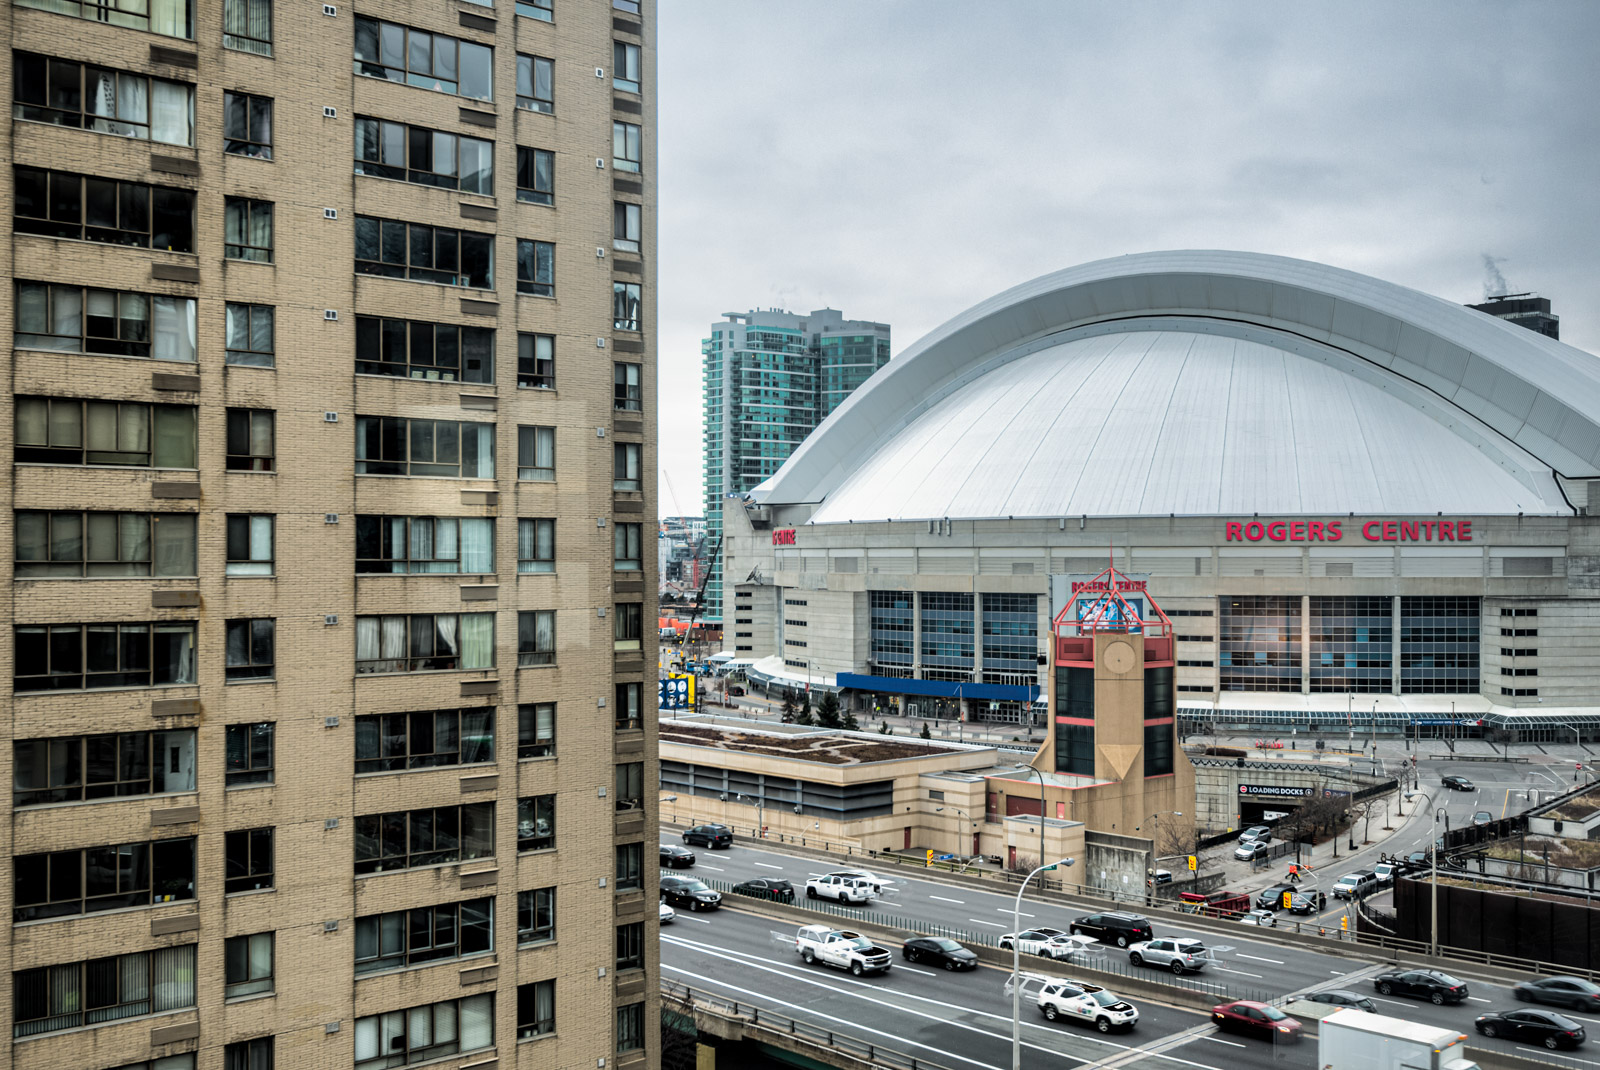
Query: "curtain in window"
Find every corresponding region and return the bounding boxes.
[417,1002,448,1049]
[150,297,196,362]
[356,617,379,669]
[153,515,194,575]
[150,0,188,37]
[224,0,271,54]
[436,615,460,666]
[156,623,196,684]
[534,981,554,1031]
[381,615,406,666]
[152,406,196,468]
[460,710,492,764]
[433,518,458,571]
[460,993,493,1051]
[150,81,192,146]
[246,203,272,252]
[460,518,493,573]
[517,519,538,572]
[150,945,194,1012]
[469,424,494,478]
[248,516,272,565]
[535,611,554,655]
[248,935,272,983]
[353,1015,380,1062]
[459,139,492,195]
[120,513,150,565]
[408,517,434,571]
[460,613,492,669]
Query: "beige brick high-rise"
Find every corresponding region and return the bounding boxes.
[0,0,658,1066]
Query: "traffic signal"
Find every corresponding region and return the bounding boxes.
[1187,855,1198,871]
[1282,891,1292,909]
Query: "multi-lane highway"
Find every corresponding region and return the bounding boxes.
[659,837,1600,1068]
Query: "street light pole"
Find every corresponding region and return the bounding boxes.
[936,807,974,856]
[1013,857,1074,1070]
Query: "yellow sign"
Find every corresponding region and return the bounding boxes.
[1187,855,1198,872]
[1340,916,1348,931]
[925,849,934,867]
[1282,891,1292,909]
[667,672,696,706]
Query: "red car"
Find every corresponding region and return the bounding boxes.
[1211,1000,1302,1042]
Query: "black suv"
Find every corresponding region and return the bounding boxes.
[1069,912,1153,948]
[660,876,722,911]
[683,824,733,849]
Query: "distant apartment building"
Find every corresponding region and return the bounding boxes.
[1468,293,1560,339]
[701,308,888,621]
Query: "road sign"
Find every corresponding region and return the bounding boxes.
[1187,855,1198,871]
[925,849,934,867]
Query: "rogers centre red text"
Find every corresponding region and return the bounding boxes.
[1224,519,1473,543]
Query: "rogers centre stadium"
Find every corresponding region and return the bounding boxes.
[719,251,1600,742]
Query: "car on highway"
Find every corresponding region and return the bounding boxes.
[1374,968,1469,1004]
[1256,883,1295,910]
[1127,937,1210,974]
[1035,934,1100,961]
[1475,1009,1586,1049]
[659,901,676,924]
[1037,979,1140,1033]
[660,844,697,868]
[1332,871,1377,899]
[1069,912,1152,948]
[1234,840,1270,862]
[1000,927,1069,955]
[901,936,977,971]
[1239,825,1272,843]
[682,824,733,849]
[660,875,722,912]
[1473,810,1494,826]
[1238,909,1276,927]
[1405,850,1429,869]
[794,925,891,976]
[1303,990,1376,1012]
[1513,976,1600,1012]
[805,874,876,903]
[1210,1000,1302,1042]
[825,869,895,894]
[730,877,795,903]
[1151,869,1173,885]
[1371,861,1398,885]
[1442,774,1475,791]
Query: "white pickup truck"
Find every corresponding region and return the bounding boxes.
[794,925,893,976]
[806,875,877,903]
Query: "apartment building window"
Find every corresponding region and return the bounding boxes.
[224,1038,273,1070]
[15,168,195,252]
[223,91,272,158]
[613,603,642,651]
[515,54,553,112]
[355,516,495,573]
[12,945,195,1037]
[614,523,642,570]
[516,794,555,851]
[224,933,273,998]
[224,619,275,681]
[354,994,493,1069]
[13,729,196,806]
[613,442,640,490]
[614,362,642,410]
[226,409,274,471]
[223,0,271,54]
[516,980,555,1038]
[354,217,494,288]
[517,889,554,944]
[355,416,495,477]
[225,723,274,786]
[225,303,274,366]
[614,0,640,12]
[613,281,641,331]
[615,682,640,729]
[14,510,196,577]
[355,117,492,194]
[14,284,197,361]
[225,827,273,892]
[518,610,555,666]
[612,42,640,93]
[354,709,494,772]
[518,425,555,481]
[355,316,493,382]
[615,762,642,810]
[14,621,195,692]
[517,332,554,388]
[516,147,553,204]
[613,201,640,252]
[354,18,493,101]
[616,922,643,969]
[614,842,642,890]
[518,519,554,572]
[353,805,493,875]
[517,703,554,758]
[14,0,192,36]
[355,897,491,974]
[224,198,273,262]
[617,1003,645,1052]
[517,0,552,19]
[13,836,195,921]
[355,613,495,673]
[612,120,641,172]
[225,515,273,576]
[516,239,554,296]
[12,54,195,144]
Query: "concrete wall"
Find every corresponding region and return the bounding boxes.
[1084,831,1156,900]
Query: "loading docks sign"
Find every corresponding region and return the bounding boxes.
[1238,784,1315,799]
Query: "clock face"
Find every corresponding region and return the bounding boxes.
[1103,640,1136,674]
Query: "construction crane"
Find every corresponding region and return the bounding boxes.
[678,535,722,663]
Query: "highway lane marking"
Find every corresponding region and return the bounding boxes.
[1207,967,1263,979]
[697,865,725,871]
[1000,908,1037,917]
[669,915,712,924]
[1372,997,1411,1007]
[1232,954,1283,964]
[1199,1037,1245,1048]
[930,895,965,904]
[968,919,1006,928]
[896,964,936,976]
[1467,996,1492,1003]
[1514,1048,1592,1065]
[753,862,784,870]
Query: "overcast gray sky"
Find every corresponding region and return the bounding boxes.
[655,1,1600,516]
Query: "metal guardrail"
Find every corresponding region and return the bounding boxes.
[660,977,959,1070]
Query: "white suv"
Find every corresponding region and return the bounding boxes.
[1037,979,1139,1033]
[805,875,877,903]
[1128,938,1211,974]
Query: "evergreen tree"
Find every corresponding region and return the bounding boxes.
[780,690,797,722]
[841,710,860,732]
[919,721,932,740]
[817,691,843,729]
[801,690,813,718]
[879,720,892,735]
[793,706,815,726]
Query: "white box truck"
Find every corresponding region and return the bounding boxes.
[1319,1008,1479,1070]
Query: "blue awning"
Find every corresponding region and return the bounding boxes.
[835,673,1039,703]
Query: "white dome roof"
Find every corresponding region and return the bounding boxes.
[753,251,1597,521]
